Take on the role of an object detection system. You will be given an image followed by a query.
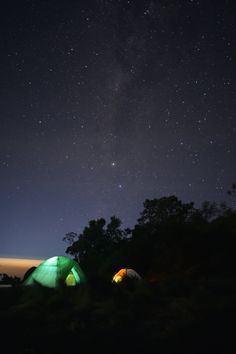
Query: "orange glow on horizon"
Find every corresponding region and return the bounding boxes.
[0,258,43,278]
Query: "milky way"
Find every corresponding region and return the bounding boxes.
[0,0,235,258]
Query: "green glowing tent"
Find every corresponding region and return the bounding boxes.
[23,256,86,288]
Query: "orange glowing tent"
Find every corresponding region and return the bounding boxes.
[112,268,141,283]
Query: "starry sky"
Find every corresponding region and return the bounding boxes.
[0,0,235,259]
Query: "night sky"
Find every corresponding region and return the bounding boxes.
[1,0,235,259]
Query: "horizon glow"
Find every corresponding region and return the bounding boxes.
[0,257,43,278]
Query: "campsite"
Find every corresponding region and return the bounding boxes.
[1,195,236,354]
[1,1,235,352]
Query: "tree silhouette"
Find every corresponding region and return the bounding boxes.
[63,192,236,282]
[63,232,80,261]
[138,196,196,227]
[0,273,21,285]
[64,216,127,279]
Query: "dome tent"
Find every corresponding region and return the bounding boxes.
[112,268,141,283]
[23,256,86,288]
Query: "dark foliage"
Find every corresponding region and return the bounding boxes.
[64,195,236,281]
[0,273,21,286]
[1,193,236,354]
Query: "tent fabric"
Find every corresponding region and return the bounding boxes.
[112,268,141,283]
[23,256,86,288]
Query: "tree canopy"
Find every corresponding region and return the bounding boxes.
[63,193,236,282]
